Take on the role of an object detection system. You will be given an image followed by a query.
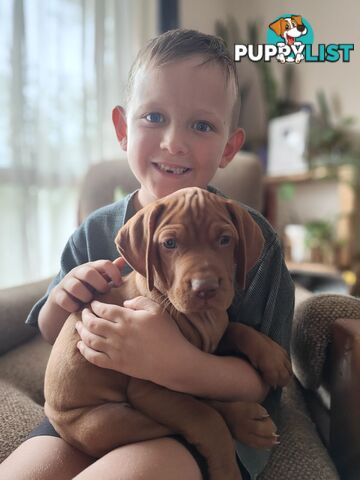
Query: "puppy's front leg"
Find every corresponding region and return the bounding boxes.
[127,378,241,480]
[218,323,292,388]
[208,400,277,449]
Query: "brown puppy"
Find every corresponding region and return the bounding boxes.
[44,187,291,480]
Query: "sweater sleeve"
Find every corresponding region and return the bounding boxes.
[233,228,294,474]
[246,234,294,351]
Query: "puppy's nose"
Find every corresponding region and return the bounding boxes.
[191,277,219,299]
[297,24,305,32]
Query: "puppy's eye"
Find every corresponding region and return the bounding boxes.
[163,238,177,249]
[285,24,289,30]
[219,235,231,246]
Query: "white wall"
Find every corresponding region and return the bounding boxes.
[179,0,226,34]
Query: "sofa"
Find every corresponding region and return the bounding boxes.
[1,153,360,479]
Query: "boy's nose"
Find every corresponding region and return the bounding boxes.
[160,128,189,155]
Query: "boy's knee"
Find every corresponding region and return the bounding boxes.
[0,436,93,480]
[74,437,202,480]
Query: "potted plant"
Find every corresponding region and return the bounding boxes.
[304,220,335,265]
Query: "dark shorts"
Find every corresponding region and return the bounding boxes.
[28,418,250,479]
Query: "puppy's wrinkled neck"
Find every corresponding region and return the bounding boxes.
[132,272,229,353]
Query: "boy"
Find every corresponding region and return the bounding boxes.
[0,29,294,480]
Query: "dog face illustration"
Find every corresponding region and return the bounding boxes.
[269,15,307,45]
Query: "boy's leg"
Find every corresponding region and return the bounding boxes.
[73,437,208,480]
[1,435,246,480]
[0,436,94,480]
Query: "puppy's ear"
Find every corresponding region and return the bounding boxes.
[225,201,264,290]
[291,15,303,26]
[269,18,283,37]
[115,202,165,291]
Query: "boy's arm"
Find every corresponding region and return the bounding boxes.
[76,296,270,403]
[26,217,125,343]
[38,293,71,343]
[159,344,270,402]
[25,234,87,333]
[76,223,294,403]
[39,258,125,344]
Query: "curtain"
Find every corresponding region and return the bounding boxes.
[0,0,158,288]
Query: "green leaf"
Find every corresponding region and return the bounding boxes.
[279,183,295,201]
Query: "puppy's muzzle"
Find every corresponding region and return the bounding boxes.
[191,277,219,300]
[297,24,306,32]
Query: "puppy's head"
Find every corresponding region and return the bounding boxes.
[269,15,307,43]
[115,187,264,313]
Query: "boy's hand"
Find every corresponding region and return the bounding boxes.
[76,296,184,381]
[50,257,126,314]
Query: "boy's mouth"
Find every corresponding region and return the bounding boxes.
[153,162,191,175]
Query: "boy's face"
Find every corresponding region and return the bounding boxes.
[113,56,244,208]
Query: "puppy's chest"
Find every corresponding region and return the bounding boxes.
[173,310,229,353]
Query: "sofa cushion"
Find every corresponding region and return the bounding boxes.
[291,294,360,390]
[0,381,45,462]
[259,379,339,479]
[0,335,51,405]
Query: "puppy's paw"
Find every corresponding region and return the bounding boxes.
[239,329,292,388]
[220,402,278,449]
[226,323,293,388]
[251,338,293,388]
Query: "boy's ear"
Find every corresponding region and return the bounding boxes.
[112,106,127,151]
[219,128,246,168]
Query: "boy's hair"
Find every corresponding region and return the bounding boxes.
[126,29,241,131]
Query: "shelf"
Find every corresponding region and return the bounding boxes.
[265,164,356,185]
[265,165,356,268]
[286,261,340,278]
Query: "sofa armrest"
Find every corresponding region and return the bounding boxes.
[330,318,360,480]
[0,278,51,355]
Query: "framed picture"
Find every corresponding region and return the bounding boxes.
[267,110,310,176]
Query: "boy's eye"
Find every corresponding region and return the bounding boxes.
[145,112,164,123]
[193,121,213,133]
